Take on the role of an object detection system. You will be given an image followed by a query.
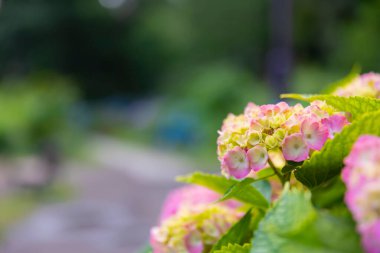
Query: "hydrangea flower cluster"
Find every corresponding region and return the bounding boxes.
[334,72,380,98]
[150,186,242,253]
[217,101,349,179]
[342,135,380,253]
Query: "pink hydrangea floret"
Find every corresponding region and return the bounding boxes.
[342,135,380,253]
[150,185,242,253]
[334,72,380,98]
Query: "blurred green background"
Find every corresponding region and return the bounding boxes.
[1,0,380,144]
[2,0,380,158]
[0,0,379,251]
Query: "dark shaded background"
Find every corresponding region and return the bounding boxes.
[2,0,380,99]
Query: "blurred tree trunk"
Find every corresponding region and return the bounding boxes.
[266,0,293,96]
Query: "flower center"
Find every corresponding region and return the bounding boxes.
[263,128,274,135]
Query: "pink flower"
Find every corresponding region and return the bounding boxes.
[360,220,380,253]
[342,135,380,253]
[244,102,261,118]
[247,145,268,172]
[282,133,309,162]
[345,181,380,224]
[159,185,222,222]
[150,186,242,253]
[184,230,204,253]
[301,119,329,150]
[222,147,250,179]
[361,72,380,90]
[276,101,290,112]
[322,114,349,138]
[334,72,380,98]
[260,104,280,116]
[342,136,380,188]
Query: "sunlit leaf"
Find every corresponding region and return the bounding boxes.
[210,210,254,252]
[251,186,362,253]
[281,94,380,120]
[214,243,251,253]
[177,172,269,208]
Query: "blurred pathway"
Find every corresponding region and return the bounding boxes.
[1,136,196,253]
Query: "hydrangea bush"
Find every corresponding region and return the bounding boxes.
[148,71,380,253]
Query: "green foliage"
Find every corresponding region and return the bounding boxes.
[0,194,37,239]
[177,172,269,209]
[2,0,380,98]
[251,180,272,203]
[281,94,380,120]
[255,167,275,179]
[295,110,380,189]
[218,177,272,205]
[311,177,346,208]
[218,178,255,203]
[0,75,78,154]
[321,66,360,94]
[155,63,272,151]
[289,65,345,94]
[210,210,254,252]
[251,187,362,253]
[214,243,251,253]
[330,1,380,71]
[131,0,268,71]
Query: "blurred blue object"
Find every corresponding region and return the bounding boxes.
[155,110,200,147]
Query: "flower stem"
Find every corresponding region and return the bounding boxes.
[268,158,286,185]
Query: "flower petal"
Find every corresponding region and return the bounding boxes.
[223,147,250,179]
[247,145,268,172]
[301,119,329,150]
[322,114,349,138]
[282,133,309,162]
[360,220,380,253]
[185,230,204,253]
[246,130,261,146]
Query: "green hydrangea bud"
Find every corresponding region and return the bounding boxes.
[247,130,261,146]
[273,128,286,141]
[265,135,278,149]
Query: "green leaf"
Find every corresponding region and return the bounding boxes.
[311,177,346,208]
[251,187,362,253]
[295,110,380,189]
[218,169,273,204]
[255,167,275,179]
[281,164,296,174]
[210,210,253,252]
[280,94,380,120]
[219,178,256,202]
[214,243,251,253]
[177,172,269,208]
[252,180,272,203]
[322,65,360,94]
